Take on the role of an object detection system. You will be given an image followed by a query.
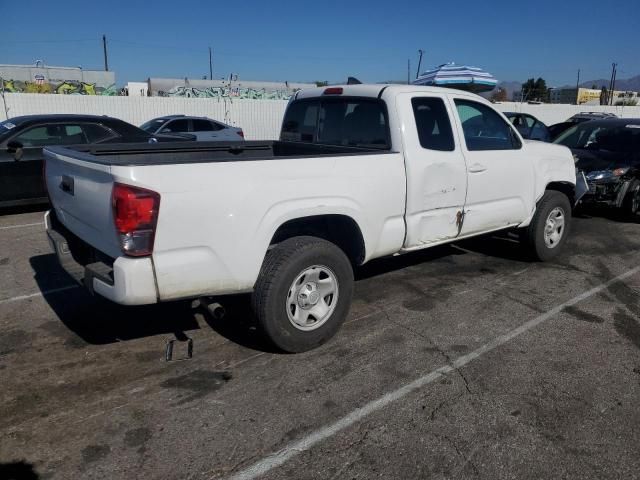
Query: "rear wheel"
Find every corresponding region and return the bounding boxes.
[521,190,571,261]
[252,236,354,353]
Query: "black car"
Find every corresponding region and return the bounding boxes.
[0,114,193,208]
[503,112,550,142]
[553,118,640,219]
[548,112,618,141]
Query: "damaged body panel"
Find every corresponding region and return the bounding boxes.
[555,119,640,216]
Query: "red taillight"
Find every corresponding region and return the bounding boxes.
[323,87,343,95]
[237,130,244,138]
[112,183,160,256]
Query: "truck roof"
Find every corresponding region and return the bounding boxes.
[294,84,485,101]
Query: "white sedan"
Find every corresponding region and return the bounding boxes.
[141,115,244,141]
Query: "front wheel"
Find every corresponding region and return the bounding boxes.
[252,236,354,353]
[521,190,572,261]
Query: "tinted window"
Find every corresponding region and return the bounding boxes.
[411,97,454,151]
[192,119,214,131]
[455,100,520,151]
[281,101,319,143]
[140,118,167,133]
[530,122,548,141]
[524,115,536,128]
[508,115,524,128]
[555,123,640,153]
[81,124,115,143]
[14,124,88,147]
[162,119,189,133]
[281,98,390,149]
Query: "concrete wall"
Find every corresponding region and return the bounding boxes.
[0,93,288,140]
[493,102,640,125]
[2,93,640,141]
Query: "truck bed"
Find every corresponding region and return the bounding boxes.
[45,141,393,166]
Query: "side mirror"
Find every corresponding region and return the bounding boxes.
[7,141,23,160]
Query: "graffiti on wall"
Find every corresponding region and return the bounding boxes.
[158,86,298,100]
[1,79,118,96]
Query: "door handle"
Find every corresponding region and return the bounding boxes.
[468,163,487,173]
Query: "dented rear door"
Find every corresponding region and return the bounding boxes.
[398,92,468,247]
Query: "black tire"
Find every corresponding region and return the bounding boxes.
[521,190,572,261]
[252,236,354,353]
[622,179,640,222]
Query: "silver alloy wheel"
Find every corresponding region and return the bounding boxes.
[286,265,339,331]
[544,206,565,248]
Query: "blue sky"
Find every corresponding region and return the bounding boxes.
[1,0,637,86]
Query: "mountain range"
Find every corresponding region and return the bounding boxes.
[496,75,640,99]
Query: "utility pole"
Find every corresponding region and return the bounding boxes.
[209,47,213,80]
[575,69,580,105]
[102,35,109,71]
[407,59,410,85]
[608,63,617,105]
[416,49,424,79]
[610,63,618,105]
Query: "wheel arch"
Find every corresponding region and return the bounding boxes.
[545,181,575,206]
[269,214,366,266]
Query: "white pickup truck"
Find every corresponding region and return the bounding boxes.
[44,85,578,352]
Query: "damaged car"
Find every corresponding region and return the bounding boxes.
[554,118,640,219]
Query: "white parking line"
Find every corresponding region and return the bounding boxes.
[225,264,640,480]
[0,221,44,231]
[0,285,79,306]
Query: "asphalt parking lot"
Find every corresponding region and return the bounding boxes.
[1,208,640,480]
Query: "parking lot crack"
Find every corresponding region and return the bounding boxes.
[427,392,466,422]
[442,434,480,476]
[380,308,476,395]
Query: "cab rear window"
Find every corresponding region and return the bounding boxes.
[281,97,390,149]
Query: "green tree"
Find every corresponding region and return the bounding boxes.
[521,77,548,102]
[315,81,328,87]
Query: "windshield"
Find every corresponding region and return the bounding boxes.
[554,123,640,153]
[0,119,19,141]
[140,119,167,133]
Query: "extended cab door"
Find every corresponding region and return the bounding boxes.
[450,96,535,235]
[398,93,468,247]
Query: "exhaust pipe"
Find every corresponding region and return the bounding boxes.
[199,298,226,320]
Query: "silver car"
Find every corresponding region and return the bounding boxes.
[140,115,244,141]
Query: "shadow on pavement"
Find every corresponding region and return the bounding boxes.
[355,244,465,280]
[455,233,531,262]
[29,253,277,352]
[0,461,40,480]
[0,203,48,217]
[29,233,535,352]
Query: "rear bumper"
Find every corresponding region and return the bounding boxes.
[45,210,158,305]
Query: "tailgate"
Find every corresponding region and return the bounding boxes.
[44,147,121,259]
